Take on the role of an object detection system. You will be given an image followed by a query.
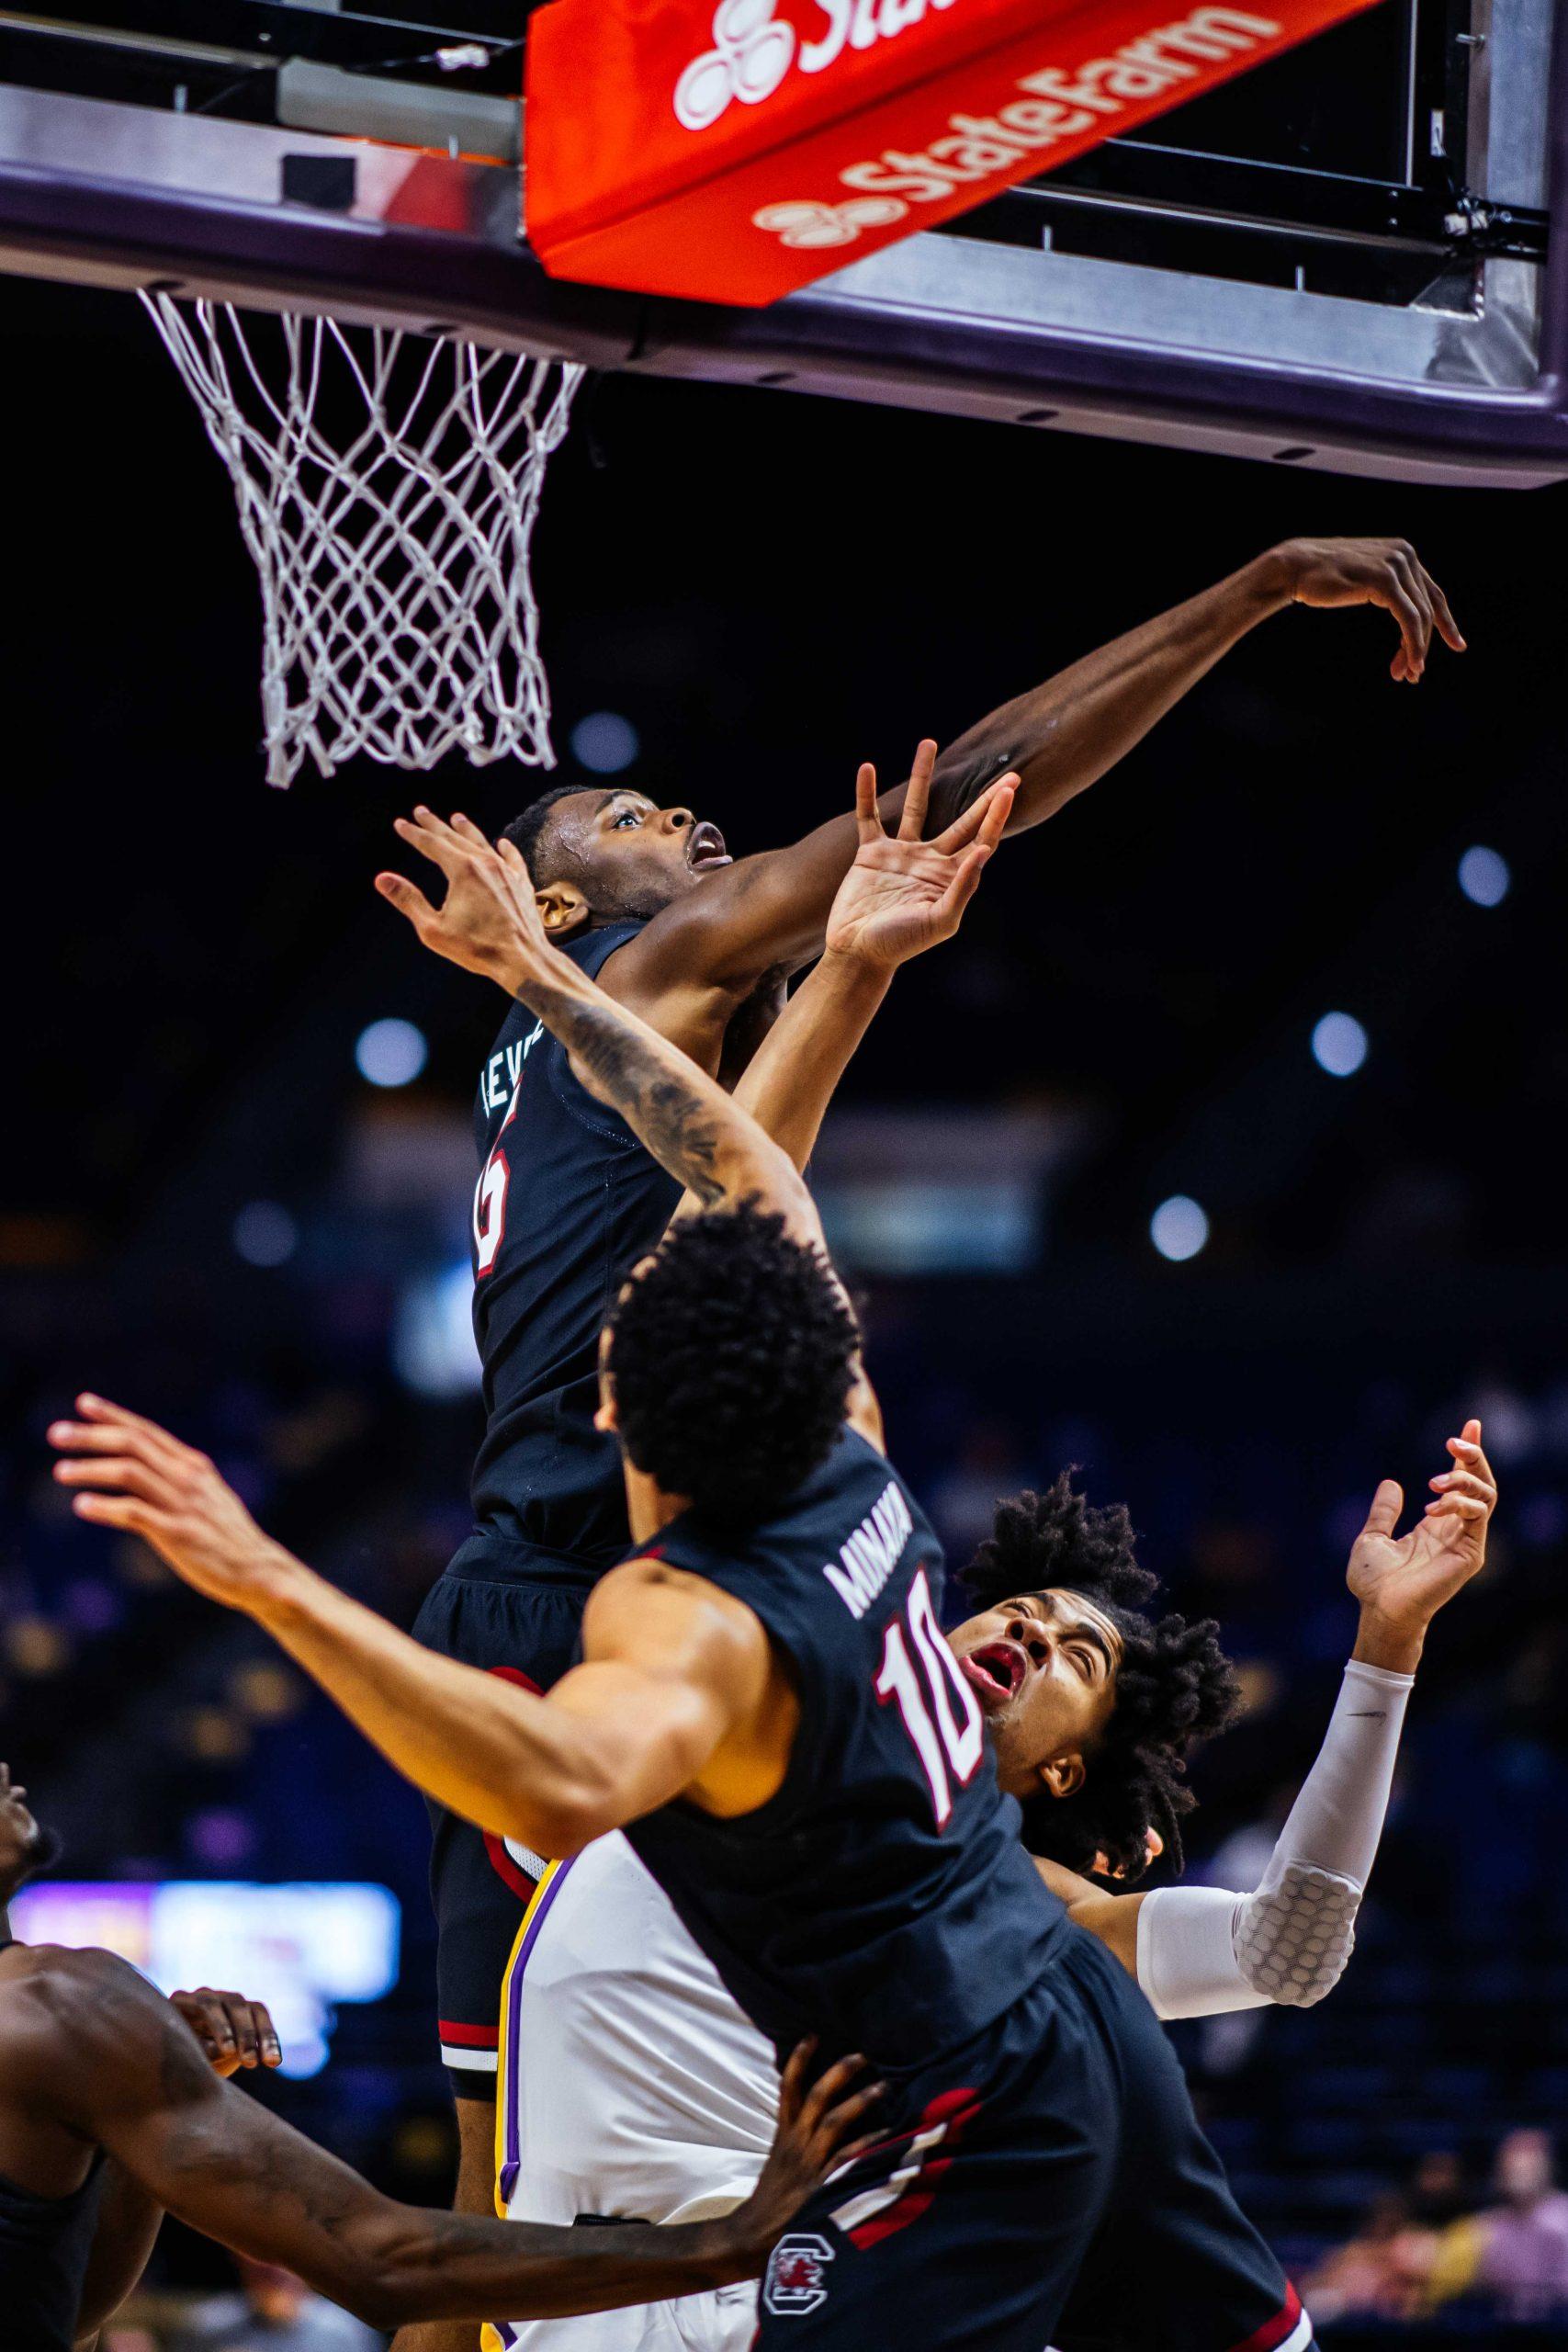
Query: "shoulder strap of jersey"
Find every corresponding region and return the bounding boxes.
[546,920,653,1141]
[563,919,646,981]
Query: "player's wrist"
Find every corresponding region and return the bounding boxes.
[1350,1604,1425,1675]
[1243,544,1300,616]
[246,1542,326,1629]
[818,943,897,992]
[684,2212,756,2289]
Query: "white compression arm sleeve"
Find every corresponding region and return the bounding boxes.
[1135,1657,1415,2021]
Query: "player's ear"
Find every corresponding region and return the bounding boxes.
[594,1373,619,1436]
[536,878,590,937]
[1038,1752,1087,1802]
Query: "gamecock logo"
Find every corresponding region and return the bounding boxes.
[752,194,908,247]
[763,2232,835,2313]
[674,0,796,130]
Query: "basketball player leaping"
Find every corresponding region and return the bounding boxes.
[51,803,1479,2352]
[382,536,1461,2278]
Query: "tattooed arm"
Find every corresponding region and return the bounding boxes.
[25,1949,874,2331]
[376,806,822,1244]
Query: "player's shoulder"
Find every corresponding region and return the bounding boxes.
[0,1943,174,2115]
[5,1940,164,2032]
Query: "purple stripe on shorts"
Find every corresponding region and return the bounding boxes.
[498,1857,577,2209]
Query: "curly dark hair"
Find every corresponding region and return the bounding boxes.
[605,1199,859,1532]
[962,1473,1240,1882]
[501,785,597,883]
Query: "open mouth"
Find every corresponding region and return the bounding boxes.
[687,820,732,873]
[959,1639,1028,1711]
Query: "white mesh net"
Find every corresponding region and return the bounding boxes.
[142,294,582,786]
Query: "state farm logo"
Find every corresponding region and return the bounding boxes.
[763,2232,835,2314]
[749,9,1280,244]
[675,0,960,133]
[675,0,795,131]
[752,194,907,247]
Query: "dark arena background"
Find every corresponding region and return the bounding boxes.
[3,1,1567,2346]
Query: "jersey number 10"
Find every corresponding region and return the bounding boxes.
[874,1567,985,1829]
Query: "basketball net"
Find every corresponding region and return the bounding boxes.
[142,295,581,786]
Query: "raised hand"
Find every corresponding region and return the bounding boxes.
[48,1396,295,1615]
[376,807,553,988]
[1274,537,1465,684]
[825,741,1015,972]
[171,1987,284,2077]
[1348,1419,1497,1672]
[727,2040,885,2266]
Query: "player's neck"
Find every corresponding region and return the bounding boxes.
[625,1464,692,1547]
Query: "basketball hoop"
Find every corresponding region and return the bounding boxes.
[141,295,581,786]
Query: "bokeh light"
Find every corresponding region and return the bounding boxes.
[1312,1012,1369,1078]
[1458,844,1510,907]
[1150,1194,1209,1261]
[570,711,640,775]
[355,1017,428,1089]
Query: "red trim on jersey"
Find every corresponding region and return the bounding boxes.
[846,2086,981,2250]
[438,2019,501,2050]
[480,1668,547,1897]
[1227,2287,1304,2352]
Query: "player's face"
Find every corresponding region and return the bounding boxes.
[945,1589,1122,1804]
[0,1761,46,1901]
[542,787,732,922]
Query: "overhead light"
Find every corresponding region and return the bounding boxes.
[1312,1012,1368,1078]
[1458,845,1509,908]
[1150,1194,1209,1261]
[570,711,639,774]
[355,1017,428,1089]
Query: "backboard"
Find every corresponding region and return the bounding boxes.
[0,0,1561,485]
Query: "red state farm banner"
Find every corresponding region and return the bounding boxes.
[523,0,1379,308]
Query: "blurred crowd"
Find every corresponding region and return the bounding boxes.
[1304,2131,1568,2327]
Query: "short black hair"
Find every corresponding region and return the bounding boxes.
[606,1199,858,1532]
[963,1474,1239,1881]
[502,784,599,882]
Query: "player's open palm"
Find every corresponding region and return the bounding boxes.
[48,1396,295,1612]
[825,741,1015,972]
[1347,1419,1496,1656]
[377,805,555,984]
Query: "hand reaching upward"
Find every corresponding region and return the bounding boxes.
[375,806,555,992]
[1348,1419,1497,1671]
[825,740,1015,973]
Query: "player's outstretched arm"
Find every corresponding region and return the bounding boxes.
[1038,1423,1496,2019]
[589,538,1464,1015]
[919,537,1463,837]
[35,1951,880,2331]
[50,1393,751,1852]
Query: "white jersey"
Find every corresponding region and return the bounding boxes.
[484,1831,778,2352]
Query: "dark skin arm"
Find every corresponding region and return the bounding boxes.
[592,538,1464,1061]
[73,1988,284,2344]
[7,1950,878,2335]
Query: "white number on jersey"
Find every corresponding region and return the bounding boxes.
[874,1566,985,1828]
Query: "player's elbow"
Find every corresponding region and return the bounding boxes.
[499,1762,623,1860]
[331,2212,450,2329]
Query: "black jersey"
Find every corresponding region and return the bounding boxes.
[0,2149,105,2352]
[626,1427,1068,2074]
[468,922,682,1565]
